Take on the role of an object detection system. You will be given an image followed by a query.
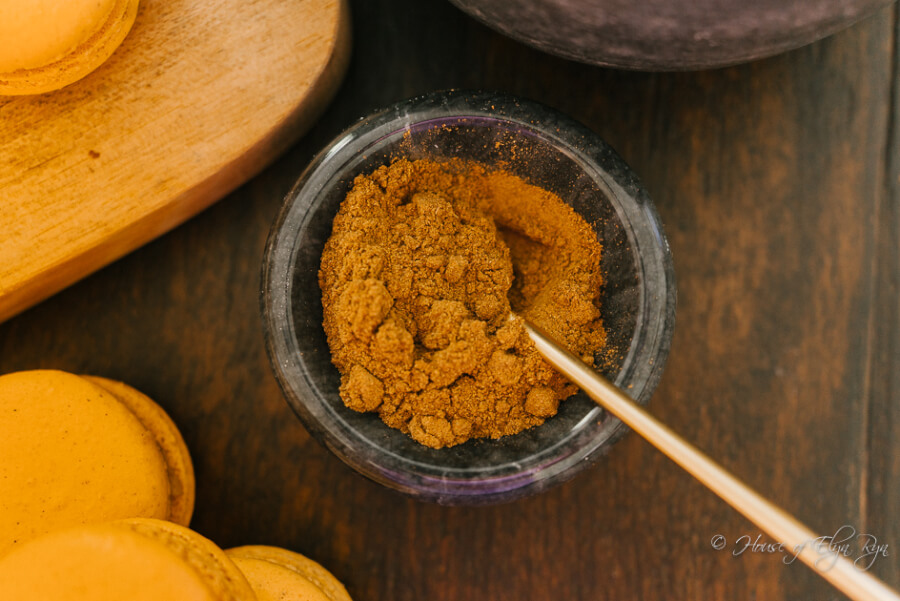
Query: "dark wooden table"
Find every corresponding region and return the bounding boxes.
[2,1,898,599]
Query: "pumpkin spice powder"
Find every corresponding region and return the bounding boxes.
[319,158,605,448]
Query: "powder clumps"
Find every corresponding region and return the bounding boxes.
[319,158,605,448]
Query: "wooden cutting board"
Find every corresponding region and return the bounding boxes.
[0,0,350,323]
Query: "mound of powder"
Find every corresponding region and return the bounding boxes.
[318,158,605,448]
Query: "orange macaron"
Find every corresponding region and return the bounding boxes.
[227,545,353,601]
[0,370,194,556]
[0,518,256,601]
[0,0,140,95]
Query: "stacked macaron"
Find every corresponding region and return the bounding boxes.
[0,370,194,554]
[227,546,354,601]
[0,518,257,601]
[0,370,353,600]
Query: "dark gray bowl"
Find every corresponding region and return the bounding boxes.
[261,91,676,504]
[449,0,892,70]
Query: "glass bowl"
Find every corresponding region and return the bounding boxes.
[261,90,676,505]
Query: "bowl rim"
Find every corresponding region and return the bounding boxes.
[261,89,677,504]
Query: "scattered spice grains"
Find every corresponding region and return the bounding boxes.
[318,158,605,448]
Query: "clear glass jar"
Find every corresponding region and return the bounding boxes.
[261,90,676,504]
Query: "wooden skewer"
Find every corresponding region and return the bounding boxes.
[520,317,900,601]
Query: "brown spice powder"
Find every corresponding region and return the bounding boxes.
[319,158,605,448]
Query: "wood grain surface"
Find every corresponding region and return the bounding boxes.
[1,0,898,599]
[0,0,350,323]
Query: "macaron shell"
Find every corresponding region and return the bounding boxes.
[122,518,257,601]
[0,0,138,95]
[0,0,119,71]
[0,370,170,557]
[82,375,195,527]
[0,522,218,601]
[231,556,331,601]
[227,546,352,601]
